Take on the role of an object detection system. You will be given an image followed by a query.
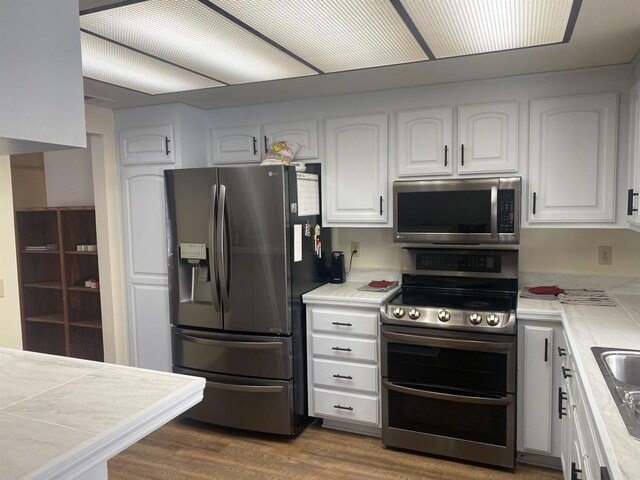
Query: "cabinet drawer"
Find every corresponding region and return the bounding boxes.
[311,308,378,337]
[313,388,378,426]
[313,358,378,393]
[311,334,377,362]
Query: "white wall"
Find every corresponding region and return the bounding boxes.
[332,227,640,277]
[44,141,95,206]
[0,155,22,349]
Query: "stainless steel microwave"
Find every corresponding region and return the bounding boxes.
[393,177,521,245]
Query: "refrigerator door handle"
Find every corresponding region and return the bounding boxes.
[174,332,285,349]
[205,380,284,394]
[217,184,230,312]
[209,184,220,312]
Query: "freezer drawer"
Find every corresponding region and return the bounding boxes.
[172,327,293,379]
[175,367,294,435]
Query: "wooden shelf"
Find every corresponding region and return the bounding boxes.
[16,206,103,362]
[68,286,100,293]
[22,250,60,255]
[23,281,63,290]
[25,313,64,325]
[69,319,102,329]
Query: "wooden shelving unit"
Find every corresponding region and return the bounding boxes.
[15,207,104,361]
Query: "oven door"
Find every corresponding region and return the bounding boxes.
[381,325,516,468]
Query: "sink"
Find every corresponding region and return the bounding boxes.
[603,351,640,386]
[592,347,640,440]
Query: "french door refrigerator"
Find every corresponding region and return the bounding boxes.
[164,164,330,436]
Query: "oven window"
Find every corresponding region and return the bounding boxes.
[386,342,509,394]
[387,387,508,446]
[396,190,491,233]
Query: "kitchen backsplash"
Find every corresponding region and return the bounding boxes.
[332,228,640,277]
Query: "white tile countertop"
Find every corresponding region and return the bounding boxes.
[517,283,640,480]
[302,281,400,307]
[0,348,204,480]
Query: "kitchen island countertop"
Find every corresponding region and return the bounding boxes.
[0,348,204,480]
[518,288,640,480]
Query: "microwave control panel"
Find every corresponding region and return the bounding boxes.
[497,190,515,233]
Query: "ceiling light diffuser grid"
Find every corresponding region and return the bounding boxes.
[81,32,221,94]
[80,0,317,85]
[400,0,575,58]
[212,0,428,73]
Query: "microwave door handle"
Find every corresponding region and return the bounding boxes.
[209,185,220,312]
[382,330,513,353]
[490,185,498,239]
[382,380,513,406]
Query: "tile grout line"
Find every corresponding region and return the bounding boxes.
[0,410,95,434]
[0,364,108,411]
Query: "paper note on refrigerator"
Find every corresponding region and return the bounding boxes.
[294,224,302,262]
[296,173,319,216]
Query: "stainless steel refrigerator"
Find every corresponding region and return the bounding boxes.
[164,164,330,436]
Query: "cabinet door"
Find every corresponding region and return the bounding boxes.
[211,125,261,164]
[521,325,554,454]
[397,107,452,176]
[628,81,640,228]
[529,93,617,223]
[263,119,318,160]
[121,165,172,371]
[119,124,174,165]
[457,101,518,174]
[324,114,388,224]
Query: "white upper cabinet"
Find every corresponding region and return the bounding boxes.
[263,119,319,160]
[211,125,261,164]
[397,107,452,176]
[324,114,388,225]
[628,81,640,229]
[119,124,175,165]
[529,93,618,223]
[212,119,319,164]
[457,101,518,174]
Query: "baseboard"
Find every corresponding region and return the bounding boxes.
[320,418,381,437]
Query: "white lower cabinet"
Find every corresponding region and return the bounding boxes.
[305,303,383,434]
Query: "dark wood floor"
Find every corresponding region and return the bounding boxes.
[108,419,562,480]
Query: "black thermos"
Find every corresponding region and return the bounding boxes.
[330,251,346,284]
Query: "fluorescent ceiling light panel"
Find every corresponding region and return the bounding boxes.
[400,0,575,58]
[212,0,428,72]
[80,0,317,85]
[81,32,221,94]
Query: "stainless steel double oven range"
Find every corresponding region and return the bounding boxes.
[381,177,521,469]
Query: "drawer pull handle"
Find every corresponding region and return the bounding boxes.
[559,387,568,419]
[332,374,353,380]
[571,462,583,480]
[558,346,567,357]
[333,404,353,411]
[332,322,352,327]
[562,366,573,379]
[331,346,352,352]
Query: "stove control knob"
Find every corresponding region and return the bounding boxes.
[437,309,451,322]
[487,313,500,326]
[393,307,405,319]
[408,308,421,320]
[469,313,483,325]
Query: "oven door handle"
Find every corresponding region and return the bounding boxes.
[381,330,513,353]
[382,380,513,406]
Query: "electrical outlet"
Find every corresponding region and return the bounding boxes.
[598,246,612,265]
[351,241,360,257]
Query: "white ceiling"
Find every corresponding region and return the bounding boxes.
[80,0,640,110]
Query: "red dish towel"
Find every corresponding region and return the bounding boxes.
[368,280,395,288]
[529,286,565,295]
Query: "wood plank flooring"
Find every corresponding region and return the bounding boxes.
[108,419,562,480]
